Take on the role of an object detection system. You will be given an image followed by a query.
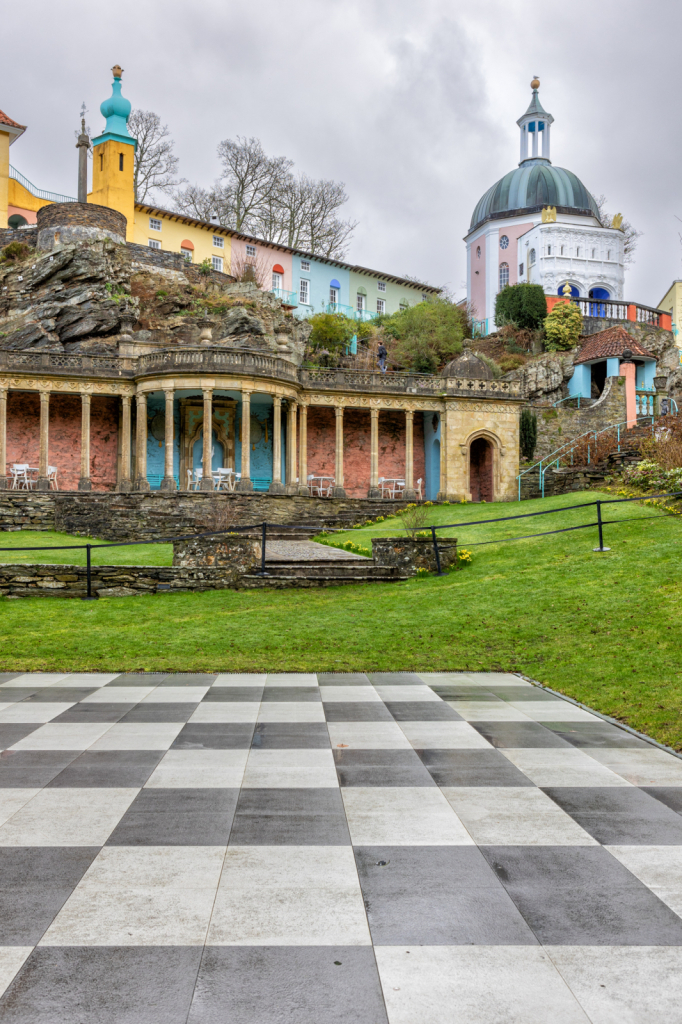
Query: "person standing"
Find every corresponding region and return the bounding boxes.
[377,342,388,373]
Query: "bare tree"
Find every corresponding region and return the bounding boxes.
[129,109,185,203]
[173,136,357,258]
[229,248,273,289]
[594,194,642,265]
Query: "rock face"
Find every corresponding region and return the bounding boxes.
[514,353,574,402]
[0,240,131,351]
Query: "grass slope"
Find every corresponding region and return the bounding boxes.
[1,492,681,748]
[0,531,172,566]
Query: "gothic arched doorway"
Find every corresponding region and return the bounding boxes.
[470,437,493,502]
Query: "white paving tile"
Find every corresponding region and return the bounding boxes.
[213,674,266,686]
[264,674,319,686]
[398,721,493,749]
[189,703,259,723]
[501,748,632,788]
[375,945,591,1024]
[606,846,682,914]
[0,948,33,999]
[0,703,76,723]
[144,764,245,788]
[3,674,69,687]
[587,748,682,786]
[373,686,443,703]
[327,722,411,750]
[88,722,185,750]
[342,787,474,845]
[207,846,371,945]
[0,788,138,845]
[241,765,339,788]
[75,845,226,889]
[442,787,598,845]
[140,687,210,703]
[508,701,602,722]
[0,789,41,827]
[546,946,682,1024]
[450,701,531,722]
[153,748,249,769]
[80,686,156,703]
[245,749,335,768]
[319,687,382,703]
[256,703,325,723]
[9,722,114,751]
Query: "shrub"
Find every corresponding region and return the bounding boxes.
[499,354,526,372]
[400,503,431,538]
[381,297,464,372]
[198,258,212,276]
[477,353,503,378]
[544,300,583,350]
[308,312,357,353]
[520,409,538,460]
[495,284,547,330]
[0,241,32,264]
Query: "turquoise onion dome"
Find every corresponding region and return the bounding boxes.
[469,79,599,232]
[92,65,136,148]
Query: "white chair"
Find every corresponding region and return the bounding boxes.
[192,468,203,490]
[321,478,334,497]
[47,466,58,491]
[378,476,391,498]
[415,478,423,500]
[186,468,193,490]
[307,473,318,496]
[10,464,31,490]
[392,479,406,498]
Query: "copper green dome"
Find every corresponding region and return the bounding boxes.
[470,160,600,231]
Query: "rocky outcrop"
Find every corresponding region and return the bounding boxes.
[511,353,575,402]
[0,239,132,352]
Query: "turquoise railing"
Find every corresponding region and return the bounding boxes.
[553,395,582,409]
[9,165,77,204]
[517,415,657,500]
[272,288,297,306]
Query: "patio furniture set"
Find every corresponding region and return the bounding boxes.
[9,464,59,490]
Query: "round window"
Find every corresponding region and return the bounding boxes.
[499,235,509,250]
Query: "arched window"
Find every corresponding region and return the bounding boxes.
[329,278,341,306]
[499,235,509,250]
[529,248,536,266]
[476,245,481,258]
[272,263,284,293]
[8,215,28,229]
[499,263,509,289]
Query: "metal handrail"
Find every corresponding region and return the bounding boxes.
[553,395,582,409]
[9,165,77,205]
[517,415,656,500]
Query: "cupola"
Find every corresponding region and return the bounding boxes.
[92,65,136,149]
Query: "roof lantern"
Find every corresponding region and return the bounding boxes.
[92,65,136,150]
[517,77,554,164]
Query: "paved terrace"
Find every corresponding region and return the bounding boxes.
[0,671,680,1022]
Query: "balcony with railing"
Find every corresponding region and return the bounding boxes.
[271,288,298,307]
[9,166,77,205]
[569,298,672,335]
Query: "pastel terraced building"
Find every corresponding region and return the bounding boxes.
[0,68,522,503]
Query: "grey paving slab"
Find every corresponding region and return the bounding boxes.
[0,671,681,1024]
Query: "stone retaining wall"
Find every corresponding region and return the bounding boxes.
[372,537,458,573]
[0,491,410,539]
[0,562,240,598]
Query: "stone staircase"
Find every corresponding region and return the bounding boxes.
[240,556,410,588]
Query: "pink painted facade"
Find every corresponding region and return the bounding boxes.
[229,237,293,295]
[500,222,532,288]
[619,361,637,428]
[470,233,486,320]
[307,407,425,499]
[8,205,38,224]
[6,393,119,491]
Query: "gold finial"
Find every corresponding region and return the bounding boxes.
[531,77,540,89]
[562,282,572,297]
[112,65,123,79]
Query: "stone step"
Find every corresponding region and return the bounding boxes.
[240,570,409,588]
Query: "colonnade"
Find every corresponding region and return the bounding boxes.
[0,383,436,498]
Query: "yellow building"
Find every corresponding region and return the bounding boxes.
[658,280,682,349]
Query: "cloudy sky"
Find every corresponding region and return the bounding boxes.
[3,0,679,305]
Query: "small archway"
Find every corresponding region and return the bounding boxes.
[470,437,494,502]
[8,215,28,229]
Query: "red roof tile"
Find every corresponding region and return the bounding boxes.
[0,109,26,131]
[574,325,655,364]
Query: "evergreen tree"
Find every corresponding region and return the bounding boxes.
[520,408,538,461]
[495,284,547,330]
[544,300,583,351]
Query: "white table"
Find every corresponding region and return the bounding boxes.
[308,475,335,497]
[380,477,405,498]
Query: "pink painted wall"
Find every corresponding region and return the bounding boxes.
[7,206,38,224]
[500,223,533,287]
[306,407,425,498]
[619,361,637,428]
[6,392,119,491]
[229,237,293,293]
[470,233,486,320]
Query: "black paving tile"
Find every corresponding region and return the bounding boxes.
[229,788,350,845]
[118,703,199,722]
[542,722,650,748]
[0,750,81,787]
[354,846,537,944]
[544,787,682,845]
[260,687,321,703]
[250,723,330,749]
[106,788,239,846]
[481,845,682,945]
[0,725,41,750]
[188,947,388,1024]
[0,847,99,944]
[470,721,573,748]
[47,749,165,788]
[317,673,371,685]
[323,702,394,722]
[385,701,463,721]
[171,724,254,749]
[0,947,203,1024]
[416,748,536,787]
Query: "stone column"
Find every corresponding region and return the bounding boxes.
[285,401,298,494]
[298,403,309,495]
[36,390,50,491]
[437,404,449,501]
[161,388,176,491]
[236,390,254,491]
[134,392,150,491]
[200,388,214,491]
[403,409,417,500]
[0,388,7,490]
[269,395,285,493]
[78,393,92,491]
[333,405,346,497]
[368,407,381,498]
[119,395,132,492]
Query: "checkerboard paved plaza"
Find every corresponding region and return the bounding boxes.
[0,671,681,1022]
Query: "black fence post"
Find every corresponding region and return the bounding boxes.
[81,544,97,600]
[431,526,445,576]
[258,522,268,577]
[593,501,611,553]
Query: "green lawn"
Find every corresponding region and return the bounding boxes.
[0,531,172,566]
[1,491,681,748]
